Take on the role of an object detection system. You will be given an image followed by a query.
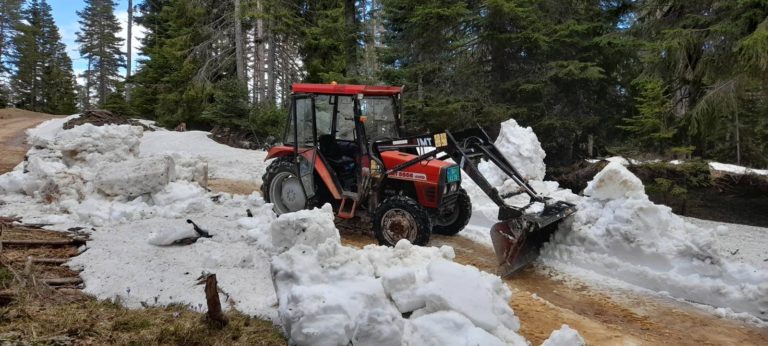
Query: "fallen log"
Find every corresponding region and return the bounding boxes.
[42,277,83,286]
[1,238,86,247]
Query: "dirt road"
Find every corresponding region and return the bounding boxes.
[0,108,62,173]
[2,110,765,345]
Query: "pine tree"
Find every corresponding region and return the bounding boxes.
[12,0,77,114]
[0,0,23,76]
[77,0,125,107]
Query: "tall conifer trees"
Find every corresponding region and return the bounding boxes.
[12,0,76,113]
[76,0,125,107]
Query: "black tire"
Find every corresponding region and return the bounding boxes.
[432,188,472,236]
[261,157,317,215]
[373,195,432,246]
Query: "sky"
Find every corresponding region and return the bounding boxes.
[48,0,144,80]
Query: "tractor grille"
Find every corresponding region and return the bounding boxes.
[424,186,437,203]
[439,192,458,212]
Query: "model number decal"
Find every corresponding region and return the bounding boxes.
[393,171,427,181]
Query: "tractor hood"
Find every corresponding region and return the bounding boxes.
[379,151,455,183]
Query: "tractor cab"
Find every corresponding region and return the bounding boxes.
[283,83,403,194]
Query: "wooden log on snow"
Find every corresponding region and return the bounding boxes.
[42,277,83,286]
[198,273,228,327]
[0,238,85,247]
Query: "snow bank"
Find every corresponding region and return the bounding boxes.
[709,162,768,176]
[270,208,529,345]
[540,162,768,319]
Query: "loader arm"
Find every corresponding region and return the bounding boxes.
[371,127,576,277]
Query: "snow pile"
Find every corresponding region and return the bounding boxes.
[269,207,529,346]
[540,162,768,319]
[0,123,213,227]
[140,130,268,181]
[478,119,547,185]
[541,325,585,346]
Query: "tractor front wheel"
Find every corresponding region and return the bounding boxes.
[261,157,317,215]
[432,188,472,236]
[373,196,432,247]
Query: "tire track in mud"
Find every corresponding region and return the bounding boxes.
[339,231,768,345]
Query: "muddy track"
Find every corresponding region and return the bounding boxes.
[340,231,768,345]
[0,109,62,174]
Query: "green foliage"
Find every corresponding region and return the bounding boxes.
[247,104,286,140]
[12,0,77,114]
[201,79,250,128]
[620,77,676,151]
[103,86,133,117]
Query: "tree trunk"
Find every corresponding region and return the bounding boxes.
[256,0,265,103]
[267,26,276,104]
[234,0,246,83]
[85,58,92,109]
[344,0,358,78]
[126,0,133,101]
[735,110,741,165]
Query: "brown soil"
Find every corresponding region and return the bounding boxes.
[208,179,261,195]
[341,232,768,345]
[0,108,63,174]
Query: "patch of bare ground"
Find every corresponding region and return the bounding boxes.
[0,108,63,174]
[340,229,768,345]
[208,179,261,195]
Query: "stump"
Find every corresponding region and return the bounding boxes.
[199,273,228,328]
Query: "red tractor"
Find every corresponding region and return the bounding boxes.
[262,83,575,276]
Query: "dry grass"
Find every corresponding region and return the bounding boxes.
[0,296,286,345]
[0,226,286,345]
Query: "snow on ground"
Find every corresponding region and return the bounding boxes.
[685,217,768,270]
[709,162,768,176]
[0,120,585,344]
[462,120,768,322]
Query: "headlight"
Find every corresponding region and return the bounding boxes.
[451,183,458,192]
[443,185,450,195]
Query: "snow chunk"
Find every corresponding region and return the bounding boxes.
[146,225,199,246]
[583,161,644,200]
[94,156,176,197]
[541,325,585,346]
[55,124,143,166]
[489,119,547,181]
[269,204,340,253]
[403,311,514,346]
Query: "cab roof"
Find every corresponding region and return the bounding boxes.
[292,83,402,96]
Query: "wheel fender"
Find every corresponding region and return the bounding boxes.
[265,146,341,200]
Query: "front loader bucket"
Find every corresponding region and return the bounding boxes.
[490,201,575,277]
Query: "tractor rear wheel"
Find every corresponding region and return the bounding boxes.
[432,188,472,236]
[373,195,431,246]
[261,157,317,215]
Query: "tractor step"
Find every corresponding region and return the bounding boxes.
[337,191,359,219]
